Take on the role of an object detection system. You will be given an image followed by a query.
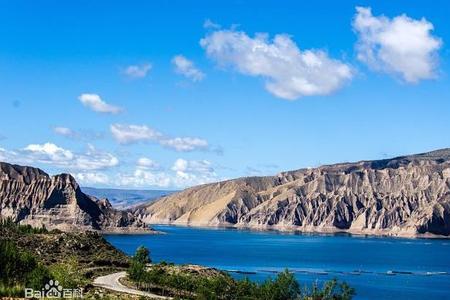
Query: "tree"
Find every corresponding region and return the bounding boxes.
[135,246,151,264]
[259,270,300,300]
[236,277,258,300]
[273,269,300,300]
[308,278,355,300]
[128,246,151,288]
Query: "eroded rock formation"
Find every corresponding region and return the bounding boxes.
[0,162,147,232]
[138,149,450,237]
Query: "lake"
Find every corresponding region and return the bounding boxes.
[105,225,450,299]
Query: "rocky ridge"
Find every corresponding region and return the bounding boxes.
[0,162,147,232]
[138,149,450,237]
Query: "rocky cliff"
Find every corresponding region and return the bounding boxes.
[138,149,450,237]
[0,162,147,232]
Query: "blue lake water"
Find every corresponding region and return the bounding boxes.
[105,225,450,299]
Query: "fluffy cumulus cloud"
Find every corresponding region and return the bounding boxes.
[71,144,119,170]
[117,169,172,188]
[78,94,123,114]
[137,157,160,170]
[123,63,152,79]
[170,159,217,187]
[1,144,219,188]
[353,7,442,83]
[110,123,210,152]
[23,143,74,162]
[0,143,118,171]
[116,158,217,188]
[110,124,162,144]
[86,158,218,188]
[171,158,212,173]
[74,172,110,185]
[200,29,353,100]
[172,55,205,82]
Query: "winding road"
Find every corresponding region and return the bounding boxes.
[93,271,172,299]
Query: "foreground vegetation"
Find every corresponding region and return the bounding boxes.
[0,219,356,299]
[0,219,51,296]
[0,219,128,297]
[128,246,355,300]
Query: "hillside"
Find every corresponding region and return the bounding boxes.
[137,149,450,237]
[0,162,148,232]
[0,221,129,269]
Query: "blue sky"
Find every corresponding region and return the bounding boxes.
[0,0,449,189]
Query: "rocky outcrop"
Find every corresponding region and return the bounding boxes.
[138,149,450,237]
[0,162,148,232]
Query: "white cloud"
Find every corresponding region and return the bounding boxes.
[171,158,213,180]
[1,143,118,171]
[53,127,78,139]
[72,144,119,170]
[23,143,74,162]
[172,55,205,82]
[137,157,160,170]
[353,6,442,83]
[117,169,172,188]
[0,147,15,162]
[123,63,152,79]
[78,93,123,114]
[171,158,212,173]
[75,172,110,185]
[0,147,10,162]
[172,158,215,178]
[170,159,217,187]
[200,29,353,100]
[110,124,162,144]
[115,158,217,188]
[1,145,220,189]
[110,123,210,152]
[159,137,209,152]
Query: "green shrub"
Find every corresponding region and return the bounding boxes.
[258,270,301,300]
[50,257,87,289]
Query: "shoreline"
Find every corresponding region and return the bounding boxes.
[100,226,165,235]
[140,221,450,239]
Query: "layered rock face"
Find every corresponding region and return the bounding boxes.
[0,162,147,232]
[139,149,450,237]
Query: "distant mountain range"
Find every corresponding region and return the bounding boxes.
[137,148,450,237]
[81,187,176,209]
